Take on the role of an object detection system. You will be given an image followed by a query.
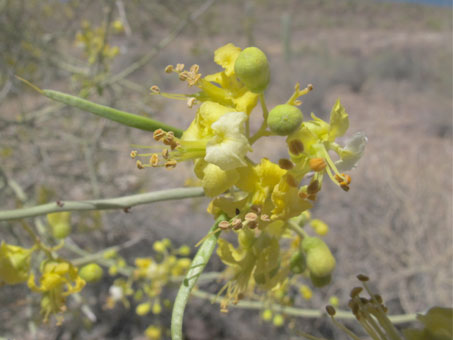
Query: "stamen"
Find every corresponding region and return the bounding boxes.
[175,63,185,72]
[307,180,320,194]
[231,218,243,230]
[179,71,188,81]
[288,139,304,155]
[150,85,160,94]
[260,214,270,222]
[136,160,144,169]
[130,150,137,159]
[165,65,173,73]
[187,97,197,108]
[350,287,363,298]
[219,221,231,230]
[150,154,159,167]
[286,174,298,187]
[357,274,369,282]
[164,160,177,169]
[161,149,169,159]
[190,64,200,73]
[153,129,166,141]
[309,158,327,172]
[326,305,336,316]
[278,158,294,170]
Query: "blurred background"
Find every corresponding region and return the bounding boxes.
[0,0,452,339]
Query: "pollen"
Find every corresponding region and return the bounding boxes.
[309,158,327,172]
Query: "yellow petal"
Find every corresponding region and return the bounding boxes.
[213,43,241,76]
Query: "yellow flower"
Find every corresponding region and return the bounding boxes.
[0,242,33,285]
[145,325,162,340]
[28,259,85,321]
[213,43,241,76]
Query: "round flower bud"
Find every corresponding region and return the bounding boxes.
[79,263,103,283]
[51,222,71,239]
[234,47,270,93]
[302,237,336,278]
[267,104,303,136]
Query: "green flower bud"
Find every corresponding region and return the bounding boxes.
[302,237,336,278]
[79,263,103,283]
[51,222,71,239]
[234,47,270,93]
[267,104,303,136]
[289,250,306,274]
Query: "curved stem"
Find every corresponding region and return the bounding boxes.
[0,187,205,221]
[171,214,226,340]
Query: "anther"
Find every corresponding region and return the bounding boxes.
[178,71,188,81]
[307,84,313,91]
[325,305,336,316]
[374,294,383,304]
[164,160,177,169]
[357,274,369,282]
[150,153,159,167]
[340,184,350,192]
[175,63,185,72]
[190,64,200,73]
[350,287,363,298]
[231,218,243,230]
[219,221,231,230]
[165,65,174,73]
[288,139,304,155]
[153,129,166,141]
[294,100,302,106]
[161,148,169,159]
[307,180,320,194]
[309,158,327,172]
[250,205,262,214]
[278,158,294,170]
[307,193,317,201]
[260,214,270,222]
[136,160,144,169]
[187,97,197,108]
[150,85,160,93]
[298,191,308,199]
[245,212,258,222]
[130,150,137,159]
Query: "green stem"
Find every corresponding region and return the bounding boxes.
[43,89,184,137]
[171,214,226,340]
[191,290,417,324]
[0,187,204,221]
[249,93,271,145]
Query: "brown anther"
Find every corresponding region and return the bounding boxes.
[342,174,351,185]
[250,205,262,214]
[150,153,159,167]
[136,160,144,169]
[288,139,304,155]
[231,218,243,230]
[161,148,169,159]
[309,158,327,172]
[286,174,298,187]
[260,214,270,222]
[357,274,369,282]
[187,97,197,108]
[150,85,160,93]
[278,158,294,170]
[56,200,64,207]
[175,63,185,72]
[307,180,320,194]
[374,294,383,304]
[382,306,388,313]
[153,129,166,141]
[178,71,188,81]
[359,297,369,305]
[165,65,174,73]
[307,193,317,201]
[352,303,359,315]
[307,84,313,91]
[298,191,308,199]
[247,221,258,229]
[325,305,336,316]
[350,287,363,298]
[340,184,350,192]
[130,150,137,159]
[245,212,258,222]
[218,221,231,230]
[164,160,177,169]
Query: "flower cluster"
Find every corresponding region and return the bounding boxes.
[134,42,367,308]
